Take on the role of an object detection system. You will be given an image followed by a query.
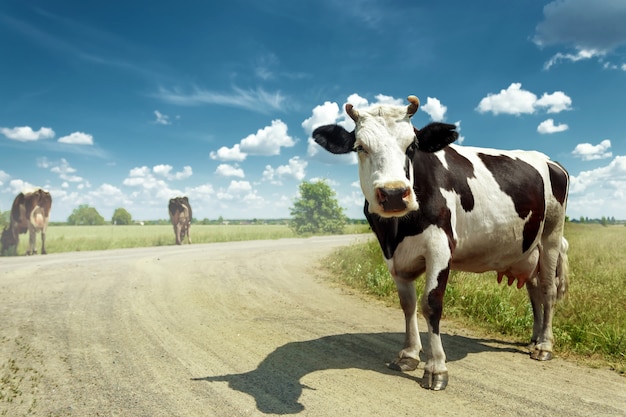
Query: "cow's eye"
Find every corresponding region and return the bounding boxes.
[355,145,368,154]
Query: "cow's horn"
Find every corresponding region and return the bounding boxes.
[346,103,359,122]
[407,95,420,117]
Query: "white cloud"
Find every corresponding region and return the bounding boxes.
[421,97,447,122]
[240,119,296,156]
[476,83,572,115]
[301,101,341,134]
[535,91,572,113]
[215,164,245,178]
[210,144,247,162]
[58,131,94,145]
[568,155,626,218]
[454,121,465,144]
[227,180,252,194]
[543,49,604,70]
[154,110,171,125]
[537,118,569,134]
[1,126,55,142]
[572,140,612,161]
[152,164,192,180]
[263,157,307,184]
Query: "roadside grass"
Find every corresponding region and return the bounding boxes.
[6,223,370,254]
[322,222,626,374]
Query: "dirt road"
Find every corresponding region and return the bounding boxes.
[1,235,624,416]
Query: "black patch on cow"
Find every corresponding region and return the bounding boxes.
[312,125,356,155]
[547,161,568,206]
[427,267,450,335]
[366,148,475,260]
[442,147,476,212]
[479,154,545,253]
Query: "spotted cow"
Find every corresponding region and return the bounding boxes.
[1,188,52,256]
[169,196,192,245]
[313,96,569,390]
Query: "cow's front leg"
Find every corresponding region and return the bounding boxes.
[388,277,421,372]
[420,264,450,390]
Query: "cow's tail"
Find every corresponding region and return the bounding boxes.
[555,237,569,300]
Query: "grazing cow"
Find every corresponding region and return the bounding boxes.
[169,196,192,245]
[313,96,569,390]
[1,188,52,256]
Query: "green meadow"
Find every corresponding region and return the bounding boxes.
[7,223,369,254]
[322,222,626,374]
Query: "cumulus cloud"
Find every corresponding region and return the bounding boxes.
[152,164,192,180]
[534,0,626,69]
[301,101,342,134]
[262,157,307,184]
[215,163,245,178]
[210,144,246,162]
[240,119,295,156]
[58,131,94,145]
[1,126,55,142]
[568,155,626,217]
[572,140,612,161]
[421,97,447,121]
[537,118,569,134]
[476,83,572,115]
[227,180,252,194]
[210,120,295,161]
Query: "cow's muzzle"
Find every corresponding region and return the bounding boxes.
[376,186,410,212]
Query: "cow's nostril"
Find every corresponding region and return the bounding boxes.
[377,187,409,211]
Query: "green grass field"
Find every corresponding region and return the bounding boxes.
[5,223,370,254]
[322,222,626,374]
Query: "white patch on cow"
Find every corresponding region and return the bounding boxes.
[353,105,418,216]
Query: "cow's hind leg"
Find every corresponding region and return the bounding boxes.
[27,227,36,255]
[388,277,422,372]
[528,242,560,361]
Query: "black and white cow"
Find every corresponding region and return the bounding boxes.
[313,96,569,390]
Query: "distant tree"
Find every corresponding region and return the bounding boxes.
[112,208,132,225]
[67,205,105,225]
[290,180,347,235]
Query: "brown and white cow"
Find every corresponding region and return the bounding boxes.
[313,96,569,390]
[1,188,52,256]
[169,196,192,245]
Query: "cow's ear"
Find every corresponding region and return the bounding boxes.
[313,124,356,155]
[414,123,458,153]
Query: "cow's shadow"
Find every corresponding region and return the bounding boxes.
[192,332,525,415]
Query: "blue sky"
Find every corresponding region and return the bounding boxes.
[1,0,626,222]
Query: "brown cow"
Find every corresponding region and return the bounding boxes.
[1,188,52,256]
[168,196,192,245]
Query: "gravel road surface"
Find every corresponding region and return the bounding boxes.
[1,235,624,416]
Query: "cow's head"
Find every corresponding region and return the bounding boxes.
[313,96,458,217]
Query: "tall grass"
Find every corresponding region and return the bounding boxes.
[323,223,626,373]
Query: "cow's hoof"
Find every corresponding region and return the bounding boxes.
[530,349,553,361]
[421,370,448,390]
[387,357,419,372]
